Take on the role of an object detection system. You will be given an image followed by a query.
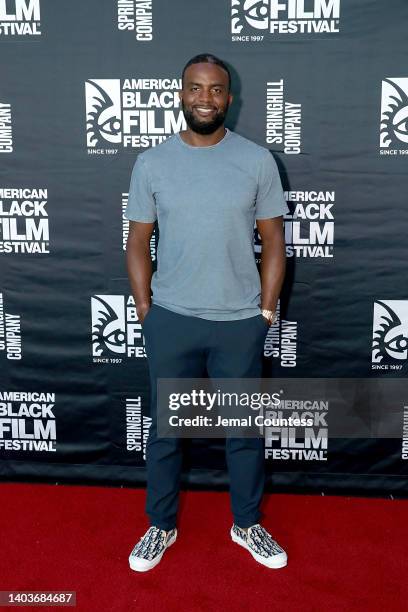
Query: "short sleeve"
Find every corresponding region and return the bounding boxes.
[124,155,157,222]
[255,151,289,219]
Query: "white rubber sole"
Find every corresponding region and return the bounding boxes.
[231,528,288,569]
[129,530,177,572]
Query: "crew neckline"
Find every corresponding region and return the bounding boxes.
[176,127,231,149]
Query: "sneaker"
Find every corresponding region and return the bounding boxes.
[129,526,177,572]
[231,523,287,569]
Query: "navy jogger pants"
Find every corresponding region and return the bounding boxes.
[142,303,270,531]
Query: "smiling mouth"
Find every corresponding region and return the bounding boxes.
[194,107,217,116]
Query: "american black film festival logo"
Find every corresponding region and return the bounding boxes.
[0,292,22,361]
[380,78,408,156]
[254,190,334,260]
[0,102,13,152]
[0,0,41,36]
[85,78,185,154]
[0,391,56,452]
[117,0,153,40]
[284,190,334,258]
[264,397,328,461]
[371,300,408,371]
[0,188,49,254]
[231,0,340,40]
[91,295,146,363]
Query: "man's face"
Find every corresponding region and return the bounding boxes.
[179,62,233,135]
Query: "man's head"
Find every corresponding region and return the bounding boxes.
[179,53,233,135]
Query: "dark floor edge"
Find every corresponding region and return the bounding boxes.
[0,462,407,498]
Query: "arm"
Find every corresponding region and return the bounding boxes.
[126,220,155,322]
[256,216,286,323]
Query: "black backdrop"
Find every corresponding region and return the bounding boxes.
[1,0,407,494]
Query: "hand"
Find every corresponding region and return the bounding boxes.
[262,315,271,327]
[138,304,151,324]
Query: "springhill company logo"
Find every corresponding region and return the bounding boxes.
[122,192,157,258]
[117,0,153,41]
[0,102,13,152]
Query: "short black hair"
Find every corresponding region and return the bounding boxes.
[182,53,231,92]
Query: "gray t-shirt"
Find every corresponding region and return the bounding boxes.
[125,128,289,321]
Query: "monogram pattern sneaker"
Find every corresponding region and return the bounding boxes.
[129,526,177,572]
[231,523,287,569]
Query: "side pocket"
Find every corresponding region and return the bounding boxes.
[141,304,155,328]
[258,314,270,328]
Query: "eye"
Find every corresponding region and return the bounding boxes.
[99,117,121,136]
[104,328,125,347]
[393,107,408,136]
[247,1,269,19]
[394,118,408,135]
[385,333,408,353]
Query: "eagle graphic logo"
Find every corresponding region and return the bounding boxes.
[85,79,122,147]
[380,78,408,147]
[232,0,269,34]
[92,296,126,356]
[372,301,408,363]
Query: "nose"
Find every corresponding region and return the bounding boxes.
[197,89,213,106]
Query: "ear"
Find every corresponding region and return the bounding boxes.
[228,93,233,105]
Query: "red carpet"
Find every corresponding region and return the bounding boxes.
[0,483,407,611]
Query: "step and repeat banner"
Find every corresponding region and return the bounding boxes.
[1,1,407,493]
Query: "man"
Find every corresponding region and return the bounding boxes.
[125,53,289,572]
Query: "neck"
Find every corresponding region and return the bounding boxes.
[179,126,226,147]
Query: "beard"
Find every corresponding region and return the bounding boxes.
[181,99,229,135]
